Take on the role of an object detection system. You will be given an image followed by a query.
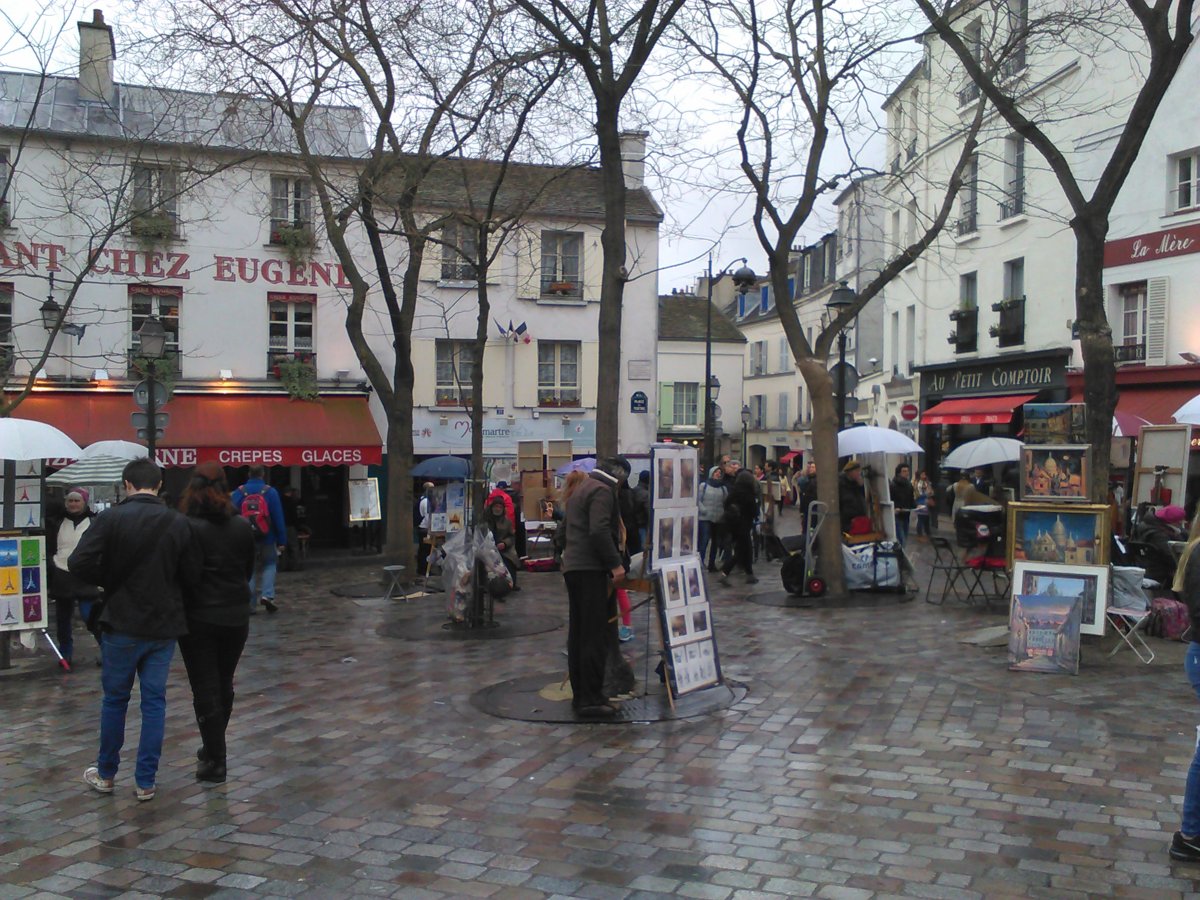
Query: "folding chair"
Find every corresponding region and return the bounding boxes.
[926,535,972,605]
[1106,606,1155,664]
[964,555,1010,609]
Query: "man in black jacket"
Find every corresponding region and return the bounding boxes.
[70,458,197,801]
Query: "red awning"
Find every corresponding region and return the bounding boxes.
[1067,384,1200,427]
[13,393,382,467]
[779,450,802,464]
[922,394,1037,426]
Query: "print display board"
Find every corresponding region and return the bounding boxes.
[0,533,47,632]
[3,459,43,530]
[649,443,699,572]
[656,556,722,696]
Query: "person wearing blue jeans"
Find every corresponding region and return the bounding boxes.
[69,457,196,801]
[1172,518,1200,860]
[232,465,287,614]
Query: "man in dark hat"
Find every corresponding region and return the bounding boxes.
[561,456,626,718]
[838,459,868,534]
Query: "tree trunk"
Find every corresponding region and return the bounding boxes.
[471,245,491,525]
[796,357,847,596]
[593,104,628,459]
[1072,213,1116,502]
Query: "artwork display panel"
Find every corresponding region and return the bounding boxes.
[1008,592,1083,674]
[1012,561,1109,637]
[1007,502,1111,569]
[0,535,47,632]
[652,445,698,510]
[1022,403,1086,445]
[1020,445,1091,502]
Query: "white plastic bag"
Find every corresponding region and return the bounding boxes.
[474,526,512,595]
[1110,565,1149,611]
[841,542,901,590]
[441,528,473,621]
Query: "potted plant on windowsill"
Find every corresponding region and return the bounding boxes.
[130,210,176,247]
[546,281,575,295]
[273,356,319,401]
[271,223,317,266]
[990,297,1023,312]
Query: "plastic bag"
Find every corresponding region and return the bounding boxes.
[441,528,473,621]
[474,527,512,595]
[842,542,901,590]
[1110,565,1149,611]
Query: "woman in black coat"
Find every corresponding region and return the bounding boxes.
[177,461,257,784]
[46,488,101,668]
[719,468,760,586]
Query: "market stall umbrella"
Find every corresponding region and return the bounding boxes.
[942,436,1023,469]
[555,457,596,476]
[1172,394,1200,425]
[82,439,148,460]
[411,455,470,479]
[0,418,83,461]
[45,456,130,487]
[837,425,923,457]
[1112,412,1152,437]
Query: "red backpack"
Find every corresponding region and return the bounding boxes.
[239,487,271,536]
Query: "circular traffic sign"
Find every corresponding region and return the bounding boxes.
[901,402,919,421]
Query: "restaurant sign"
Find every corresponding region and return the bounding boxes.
[1104,222,1200,268]
[919,352,1067,400]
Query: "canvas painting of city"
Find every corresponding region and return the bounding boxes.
[1007,502,1111,569]
[1009,593,1083,674]
[1021,445,1091,501]
[1022,403,1087,445]
[1013,561,1109,637]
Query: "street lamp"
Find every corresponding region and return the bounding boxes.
[826,280,857,430]
[704,256,757,474]
[137,315,167,462]
[40,275,62,331]
[740,403,752,466]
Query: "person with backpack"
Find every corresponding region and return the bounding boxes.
[1169,514,1200,861]
[231,465,286,614]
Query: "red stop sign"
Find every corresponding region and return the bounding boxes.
[901,403,919,421]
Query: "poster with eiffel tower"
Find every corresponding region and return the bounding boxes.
[0,536,47,632]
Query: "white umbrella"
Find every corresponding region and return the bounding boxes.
[45,456,130,487]
[942,436,1023,469]
[837,425,923,456]
[82,439,148,460]
[1174,395,1200,424]
[0,419,83,460]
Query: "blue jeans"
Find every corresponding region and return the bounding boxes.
[250,542,277,605]
[97,632,175,789]
[895,511,910,545]
[1183,643,1200,834]
[698,521,713,563]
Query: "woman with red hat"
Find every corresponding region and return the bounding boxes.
[47,487,101,669]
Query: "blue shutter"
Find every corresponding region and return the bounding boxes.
[760,285,769,312]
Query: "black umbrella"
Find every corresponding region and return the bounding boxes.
[411,455,471,479]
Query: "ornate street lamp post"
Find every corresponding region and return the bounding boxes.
[704,258,757,473]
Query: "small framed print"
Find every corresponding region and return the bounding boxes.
[688,604,712,641]
[1012,561,1109,637]
[652,509,676,570]
[678,513,697,555]
[668,611,689,642]
[683,559,705,603]
[663,565,686,609]
[1021,445,1091,501]
[655,455,675,503]
[678,452,697,502]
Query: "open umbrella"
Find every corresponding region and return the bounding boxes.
[837,425,922,456]
[82,439,148,460]
[942,436,1022,469]
[0,418,83,460]
[555,457,596,476]
[46,456,130,487]
[411,455,470,479]
[1112,412,1152,437]
[1174,394,1200,424]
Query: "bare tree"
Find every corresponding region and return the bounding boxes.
[684,0,987,595]
[510,0,688,456]
[915,0,1196,499]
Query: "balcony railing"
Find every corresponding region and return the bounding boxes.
[1115,342,1147,364]
[267,349,316,376]
[999,46,1027,80]
[948,307,978,354]
[1000,187,1025,219]
[957,81,981,106]
[989,296,1026,347]
[956,206,978,236]
[541,277,582,298]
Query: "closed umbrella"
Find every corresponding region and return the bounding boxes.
[942,437,1023,469]
[837,425,922,456]
[411,455,470,479]
[0,418,83,460]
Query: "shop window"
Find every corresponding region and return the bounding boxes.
[440,221,478,282]
[537,340,579,406]
[130,164,178,238]
[0,282,12,373]
[128,285,182,376]
[672,382,699,426]
[435,340,476,406]
[268,292,315,372]
[1173,151,1200,212]
[540,231,582,298]
[270,175,312,241]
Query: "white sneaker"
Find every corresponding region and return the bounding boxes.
[83,766,113,794]
[134,784,156,802]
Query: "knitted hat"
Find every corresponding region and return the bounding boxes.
[1158,505,1186,524]
[65,487,89,505]
[842,460,861,473]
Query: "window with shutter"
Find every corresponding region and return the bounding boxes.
[1146,278,1169,365]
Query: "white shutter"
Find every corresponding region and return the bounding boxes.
[411,339,436,406]
[513,343,538,407]
[481,343,507,407]
[580,341,600,408]
[749,342,760,375]
[778,393,789,429]
[779,336,789,371]
[1146,277,1168,365]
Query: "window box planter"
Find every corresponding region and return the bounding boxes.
[545,281,577,295]
[270,223,317,265]
[130,211,176,246]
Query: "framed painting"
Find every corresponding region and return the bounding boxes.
[1008,592,1083,674]
[1012,561,1109,637]
[1007,502,1110,569]
[651,509,676,571]
[1020,445,1091,501]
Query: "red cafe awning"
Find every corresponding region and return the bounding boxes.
[1068,384,1200,427]
[12,393,382,467]
[922,394,1037,426]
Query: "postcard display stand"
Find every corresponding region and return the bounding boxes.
[649,443,724,704]
[1008,409,1115,674]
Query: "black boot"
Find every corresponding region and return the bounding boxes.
[196,757,227,783]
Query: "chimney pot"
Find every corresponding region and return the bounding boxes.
[618,130,648,191]
[78,9,117,105]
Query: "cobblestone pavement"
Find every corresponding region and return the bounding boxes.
[3,512,1200,898]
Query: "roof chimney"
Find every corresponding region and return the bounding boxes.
[619,130,648,190]
[78,10,116,105]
